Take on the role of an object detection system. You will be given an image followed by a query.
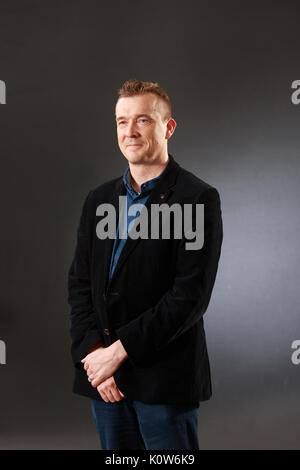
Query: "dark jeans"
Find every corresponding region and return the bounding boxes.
[91,397,200,450]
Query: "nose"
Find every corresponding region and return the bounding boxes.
[125,120,139,137]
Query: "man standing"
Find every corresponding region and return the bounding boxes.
[67,79,223,450]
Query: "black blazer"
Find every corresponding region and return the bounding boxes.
[67,154,223,404]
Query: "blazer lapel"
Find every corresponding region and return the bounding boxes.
[101,176,126,294]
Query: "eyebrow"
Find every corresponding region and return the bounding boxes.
[115,113,152,122]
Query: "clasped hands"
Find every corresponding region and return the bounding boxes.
[81,340,128,402]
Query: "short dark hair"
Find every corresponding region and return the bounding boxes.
[116,79,172,121]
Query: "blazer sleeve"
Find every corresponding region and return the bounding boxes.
[67,190,103,370]
[115,187,223,367]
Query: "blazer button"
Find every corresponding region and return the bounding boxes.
[104,328,110,335]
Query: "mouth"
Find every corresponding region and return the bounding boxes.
[127,144,142,147]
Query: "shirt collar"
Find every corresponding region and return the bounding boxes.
[123,165,163,198]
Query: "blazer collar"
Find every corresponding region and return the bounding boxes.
[115,152,180,197]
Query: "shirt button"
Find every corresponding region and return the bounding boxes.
[104,329,110,335]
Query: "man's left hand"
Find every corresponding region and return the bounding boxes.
[81,339,128,388]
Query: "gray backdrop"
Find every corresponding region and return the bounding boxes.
[0,0,299,449]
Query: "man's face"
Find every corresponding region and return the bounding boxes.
[115,93,172,164]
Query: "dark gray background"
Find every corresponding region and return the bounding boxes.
[0,0,299,449]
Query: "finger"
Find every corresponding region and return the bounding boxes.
[116,390,125,401]
[114,387,125,400]
[109,386,122,402]
[91,376,102,388]
[99,390,109,403]
[109,377,125,399]
[106,389,116,403]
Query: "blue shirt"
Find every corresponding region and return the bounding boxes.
[108,166,163,280]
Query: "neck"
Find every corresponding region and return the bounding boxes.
[129,154,169,193]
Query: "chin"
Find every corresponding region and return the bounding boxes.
[123,150,146,163]
[126,156,144,164]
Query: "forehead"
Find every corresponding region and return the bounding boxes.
[115,93,161,118]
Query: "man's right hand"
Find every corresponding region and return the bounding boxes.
[97,376,125,402]
[87,342,125,402]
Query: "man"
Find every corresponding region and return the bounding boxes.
[67,79,223,450]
